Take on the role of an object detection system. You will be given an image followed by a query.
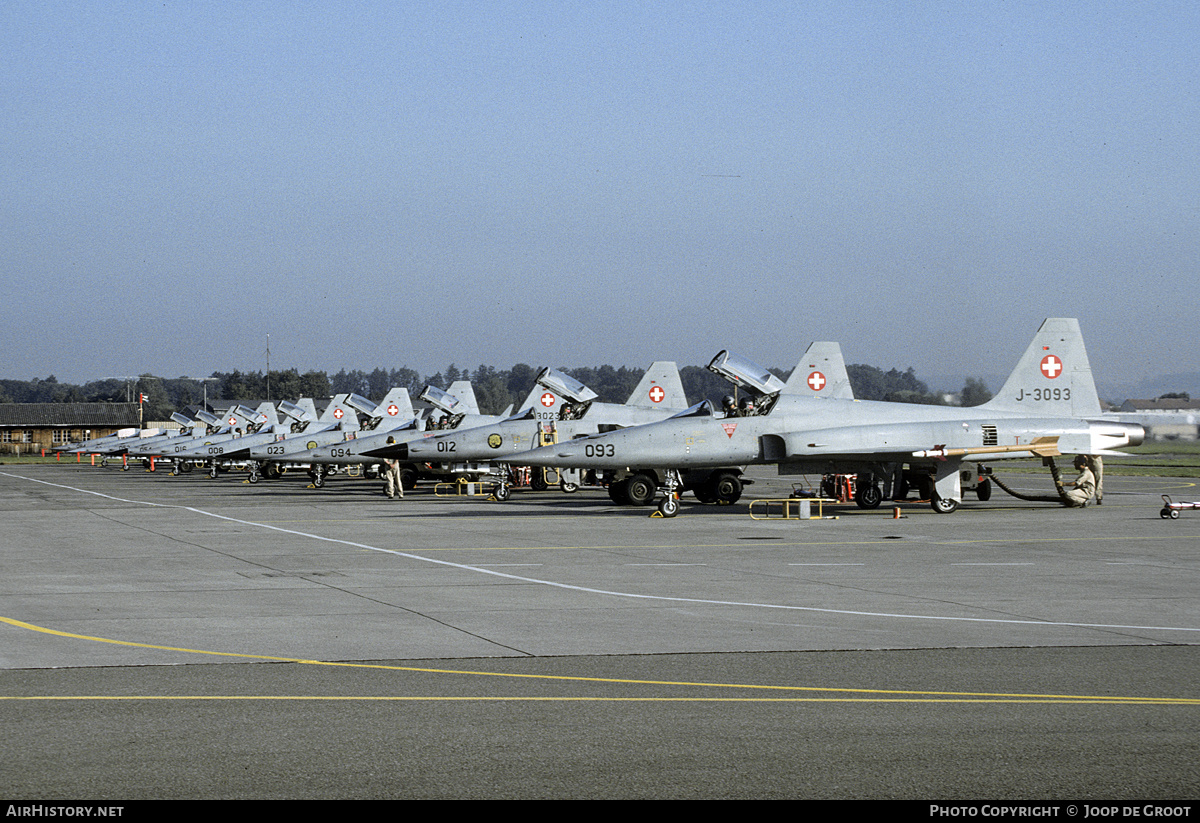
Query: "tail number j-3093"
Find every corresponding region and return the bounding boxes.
[1015,388,1070,401]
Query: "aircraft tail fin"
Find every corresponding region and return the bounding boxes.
[516,376,561,416]
[781,342,853,399]
[294,398,318,422]
[626,361,687,409]
[984,318,1101,417]
[373,388,415,428]
[446,381,479,415]
[319,394,360,429]
[254,402,280,429]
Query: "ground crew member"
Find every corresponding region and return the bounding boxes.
[1090,455,1104,505]
[383,458,403,499]
[1064,455,1096,507]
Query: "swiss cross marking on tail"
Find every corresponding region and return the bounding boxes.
[1040,355,1063,379]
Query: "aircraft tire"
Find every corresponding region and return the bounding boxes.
[931,494,960,514]
[399,467,418,490]
[712,471,743,504]
[693,486,716,504]
[608,479,630,505]
[854,483,883,509]
[560,481,579,493]
[975,479,992,501]
[493,483,510,502]
[657,495,679,518]
[530,473,549,492]
[247,471,259,484]
[625,474,657,507]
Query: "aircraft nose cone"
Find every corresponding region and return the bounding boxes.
[393,442,409,460]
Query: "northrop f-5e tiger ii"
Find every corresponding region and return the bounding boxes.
[501,319,1144,516]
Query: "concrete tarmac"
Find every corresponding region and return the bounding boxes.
[1,464,1197,798]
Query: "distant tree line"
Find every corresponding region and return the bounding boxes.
[1,363,999,422]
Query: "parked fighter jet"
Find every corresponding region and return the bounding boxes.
[56,428,142,455]
[246,388,416,482]
[125,402,280,468]
[504,345,848,504]
[293,382,497,489]
[170,393,377,478]
[400,362,699,499]
[501,320,1145,515]
[63,409,217,462]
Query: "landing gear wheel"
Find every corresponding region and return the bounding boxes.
[975,479,992,501]
[931,494,960,514]
[693,487,716,504]
[101,458,109,468]
[625,473,657,507]
[560,481,579,493]
[916,476,933,500]
[530,472,549,492]
[209,465,219,479]
[608,480,630,505]
[657,495,679,518]
[170,465,180,476]
[399,468,417,490]
[711,471,743,504]
[313,473,325,488]
[493,483,511,501]
[247,470,259,484]
[854,483,883,509]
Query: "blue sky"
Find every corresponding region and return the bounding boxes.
[3,2,1197,392]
